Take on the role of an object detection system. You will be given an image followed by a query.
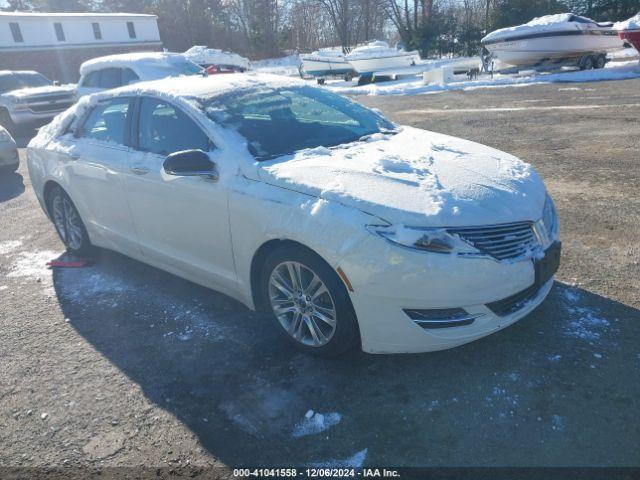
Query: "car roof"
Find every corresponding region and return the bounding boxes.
[79,52,188,76]
[103,72,307,103]
[0,70,43,77]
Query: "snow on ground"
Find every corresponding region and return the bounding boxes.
[252,54,300,76]
[292,410,342,438]
[0,240,23,255]
[322,60,640,96]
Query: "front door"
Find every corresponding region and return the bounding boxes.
[124,96,236,288]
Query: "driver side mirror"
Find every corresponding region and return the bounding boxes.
[163,149,218,181]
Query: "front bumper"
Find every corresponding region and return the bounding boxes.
[10,107,68,126]
[340,235,556,354]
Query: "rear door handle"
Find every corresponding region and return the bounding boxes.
[130,166,150,175]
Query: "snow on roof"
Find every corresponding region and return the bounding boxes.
[482,13,606,43]
[614,12,640,31]
[0,12,156,18]
[301,47,345,61]
[184,46,250,70]
[111,72,305,101]
[79,52,191,76]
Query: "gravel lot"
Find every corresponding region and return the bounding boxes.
[1,78,639,473]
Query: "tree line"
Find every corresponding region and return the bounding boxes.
[3,0,640,58]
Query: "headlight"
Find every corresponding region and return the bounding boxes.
[542,194,558,238]
[367,224,481,254]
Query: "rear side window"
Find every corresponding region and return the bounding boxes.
[121,68,139,86]
[9,22,23,43]
[98,68,122,89]
[127,21,136,39]
[80,98,131,145]
[92,22,102,40]
[137,98,210,155]
[54,22,65,41]
[82,71,100,88]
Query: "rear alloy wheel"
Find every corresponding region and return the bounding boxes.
[49,186,92,256]
[261,246,359,356]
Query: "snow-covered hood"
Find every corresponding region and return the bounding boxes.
[3,84,75,101]
[257,127,547,227]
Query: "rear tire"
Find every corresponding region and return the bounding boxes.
[595,54,607,69]
[47,186,92,256]
[259,245,359,357]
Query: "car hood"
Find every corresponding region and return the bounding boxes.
[256,126,547,227]
[3,84,76,101]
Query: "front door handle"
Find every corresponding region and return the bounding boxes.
[130,166,150,175]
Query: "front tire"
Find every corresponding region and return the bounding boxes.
[48,186,92,256]
[259,245,359,356]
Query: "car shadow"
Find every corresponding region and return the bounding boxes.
[0,171,25,203]
[51,249,640,467]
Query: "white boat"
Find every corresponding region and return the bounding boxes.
[300,48,353,78]
[482,14,623,68]
[184,45,250,72]
[345,41,420,74]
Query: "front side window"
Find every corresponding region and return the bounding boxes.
[98,68,122,89]
[126,21,136,39]
[92,22,102,40]
[204,86,396,160]
[121,68,139,86]
[9,22,23,43]
[137,98,210,155]
[54,22,65,41]
[80,98,131,145]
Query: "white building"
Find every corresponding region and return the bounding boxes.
[0,12,162,82]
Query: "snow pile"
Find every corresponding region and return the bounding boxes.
[302,47,345,60]
[324,60,640,96]
[259,126,546,227]
[292,410,342,438]
[482,14,602,43]
[613,12,640,31]
[184,45,250,70]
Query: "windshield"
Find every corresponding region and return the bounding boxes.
[0,72,52,94]
[204,86,396,160]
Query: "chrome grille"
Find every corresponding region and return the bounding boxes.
[448,222,539,261]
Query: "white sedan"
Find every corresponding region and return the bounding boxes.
[27,74,560,356]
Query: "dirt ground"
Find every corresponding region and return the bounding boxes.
[0,78,639,475]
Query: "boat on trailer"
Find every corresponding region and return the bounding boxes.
[299,48,354,82]
[482,14,623,69]
[614,13,640,55]
[345,41,420,75]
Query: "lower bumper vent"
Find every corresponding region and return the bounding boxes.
[404,308,482,329]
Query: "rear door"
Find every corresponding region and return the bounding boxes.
[123,96,236,288]
[65,97,139,253]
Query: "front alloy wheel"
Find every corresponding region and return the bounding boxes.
[261,246,359,356]
[268,261,337,347]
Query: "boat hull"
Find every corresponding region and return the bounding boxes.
[347,52,420,74]
[484,31,623,66]
[301,58,353,77]
[619,29,640,52]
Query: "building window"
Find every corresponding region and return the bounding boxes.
[92,22,102,40]
[9,22,23,43]
[54,22,65,41]
[126,21,136,39]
